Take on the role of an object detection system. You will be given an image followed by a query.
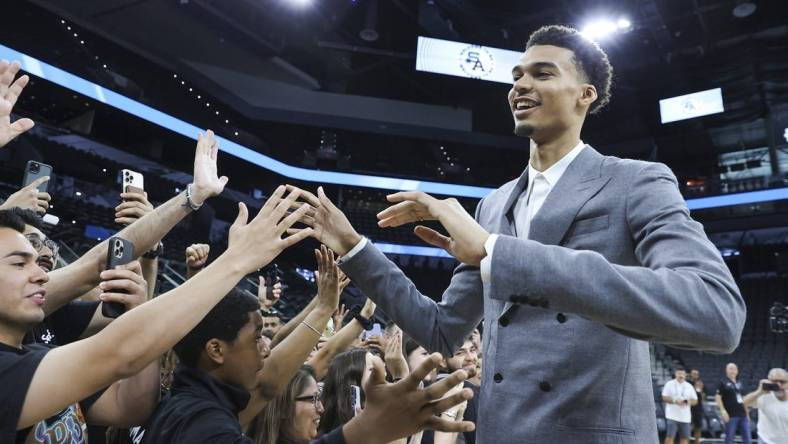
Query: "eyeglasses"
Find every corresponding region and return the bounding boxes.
[25,234,59,258]
[295,391,322,409]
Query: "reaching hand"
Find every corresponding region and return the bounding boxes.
[115,191,154,226]
[378,192,490,266]
[332,303,348,330]
[315,244,341,311]
[384,328,409,380]
[0,60,34,149]
[344,353,475,444]
[190,130,229,205]
[98,260,148,311]
[258,276,282,310]
[285,185,361,256]
[0,176,50,214]
[226,186,312,275]
[185,243,210,270]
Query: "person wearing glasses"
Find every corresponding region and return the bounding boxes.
[743,368,788,444]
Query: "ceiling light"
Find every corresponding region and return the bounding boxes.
[581,20,618,40]
[617,18,631,29]
[732,2,757,18]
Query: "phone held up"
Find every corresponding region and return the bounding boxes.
[121,169,144,195]
[23,161,53,192]
[102,237,135,318]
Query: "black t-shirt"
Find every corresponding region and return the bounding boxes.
[0,341,105,444]
[716,378,746,418]
[24,301,101,346]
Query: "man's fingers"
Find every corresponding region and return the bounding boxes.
[287,185,320,207]
[427,388,474,415]
[9,118,34,136]
[29,176,49,188]
[98,292,129,306]
[277,203,310,233]
[281,227,313,248]
[376,200,414,221]
[424,369,468,400]
[424,417,476,434]
[260,185,286,213]
[386,191,426,203]
[403,353,443,390]
[38,192,51,202]
[413,226,452,250]
[365,351,388,388]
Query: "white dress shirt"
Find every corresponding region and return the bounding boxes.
[341,141,586,281]
[479,141,585,283]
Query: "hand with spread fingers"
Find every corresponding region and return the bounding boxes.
[0,60,35,149]
[226,186,313,275]
[378,192,490,267]
[98,260,148,312]
[343,352,475,444]
[284,185,362,256]
[115,191,154,226]
[315,245,342,312]
[190,130,229,206]
[0,176,51,214]
[384,327,409,380]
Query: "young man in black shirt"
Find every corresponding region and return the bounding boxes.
[715,363,751,444]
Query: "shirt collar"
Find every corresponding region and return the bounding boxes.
[527,140,586,188]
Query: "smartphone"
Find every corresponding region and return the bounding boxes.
[121,169,144,195]
[23,161,53,192]
[763,382,781,391]
[102,237,135,318]
[363,323,382,341]
[350,385,362,416]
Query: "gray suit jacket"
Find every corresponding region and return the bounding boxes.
[339,146,745,444]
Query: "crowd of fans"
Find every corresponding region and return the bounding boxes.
[0,60,479,444]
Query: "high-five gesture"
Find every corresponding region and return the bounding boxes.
[191,130,229,206]
[315,244,341,311]
[378,192,490,266]
[0,60,34,148]
[285,185,361,256]
[226,186,313,275]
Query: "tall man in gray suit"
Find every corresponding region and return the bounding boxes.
[289,25,745,443]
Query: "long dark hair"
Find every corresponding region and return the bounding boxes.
[318,349,367,434]
[250,366,316,444]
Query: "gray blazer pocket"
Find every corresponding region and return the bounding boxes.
[566,214,609,238]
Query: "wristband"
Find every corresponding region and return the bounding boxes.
[301,321,322,337]
[347,304,373,330]
[143,241,164,259]
[184,184,203,211]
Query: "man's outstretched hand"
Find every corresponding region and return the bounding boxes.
[284,185,362,256]
[0,60,34,149]
[378,192,490,267]
[191,130,229,206]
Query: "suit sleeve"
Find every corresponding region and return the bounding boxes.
[339,199,487,357]
[487,162,745,353]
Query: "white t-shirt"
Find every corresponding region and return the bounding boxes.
[756,392,788,444]
[662,379,697,423]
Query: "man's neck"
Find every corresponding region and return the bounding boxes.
[0,325,27,348]
[727,376,737,383]
[528,129,582,173]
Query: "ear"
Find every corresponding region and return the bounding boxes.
[204,338,226,365]
[578,83,598,111]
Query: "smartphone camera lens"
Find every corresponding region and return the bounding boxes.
[30,163,40,174]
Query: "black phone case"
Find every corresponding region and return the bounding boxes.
[22,161,53,192]
[102,237,135,318]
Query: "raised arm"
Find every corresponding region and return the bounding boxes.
[270,296,318,349]
[43,131,228,315]
[0,61,35,149]
[185,243,211,279]
[17,186,313,429]
[239,245,340,428]
[287,185,484,357]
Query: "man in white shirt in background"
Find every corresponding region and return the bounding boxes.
[743,368,788,444]
[662,368,698,444]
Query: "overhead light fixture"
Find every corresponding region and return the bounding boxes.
[616,18,631,30]
[359,0,379,42]
[581,19,619,40]
[732,2,757,18]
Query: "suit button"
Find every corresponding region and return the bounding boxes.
[494,373,503,383]
[556,313,567,323]
[539,381,552,392]
[499,316,509,327]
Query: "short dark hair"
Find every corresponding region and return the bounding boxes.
[9,208,44,230]
[261,329,275,341]
[0,209,26,233]
[526,25,613,114]
[173,288,260,367]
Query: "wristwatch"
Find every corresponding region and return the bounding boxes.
[143,241,164,259]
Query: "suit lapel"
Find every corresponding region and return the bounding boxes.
[499,146,610,316]
[527,146,609,246]
[498,166,530,237]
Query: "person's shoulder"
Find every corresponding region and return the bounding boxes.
[597,153,673,181]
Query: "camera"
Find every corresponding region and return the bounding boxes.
[29,162,40,174]
[762,382,781,391]
[769,303,788,333]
